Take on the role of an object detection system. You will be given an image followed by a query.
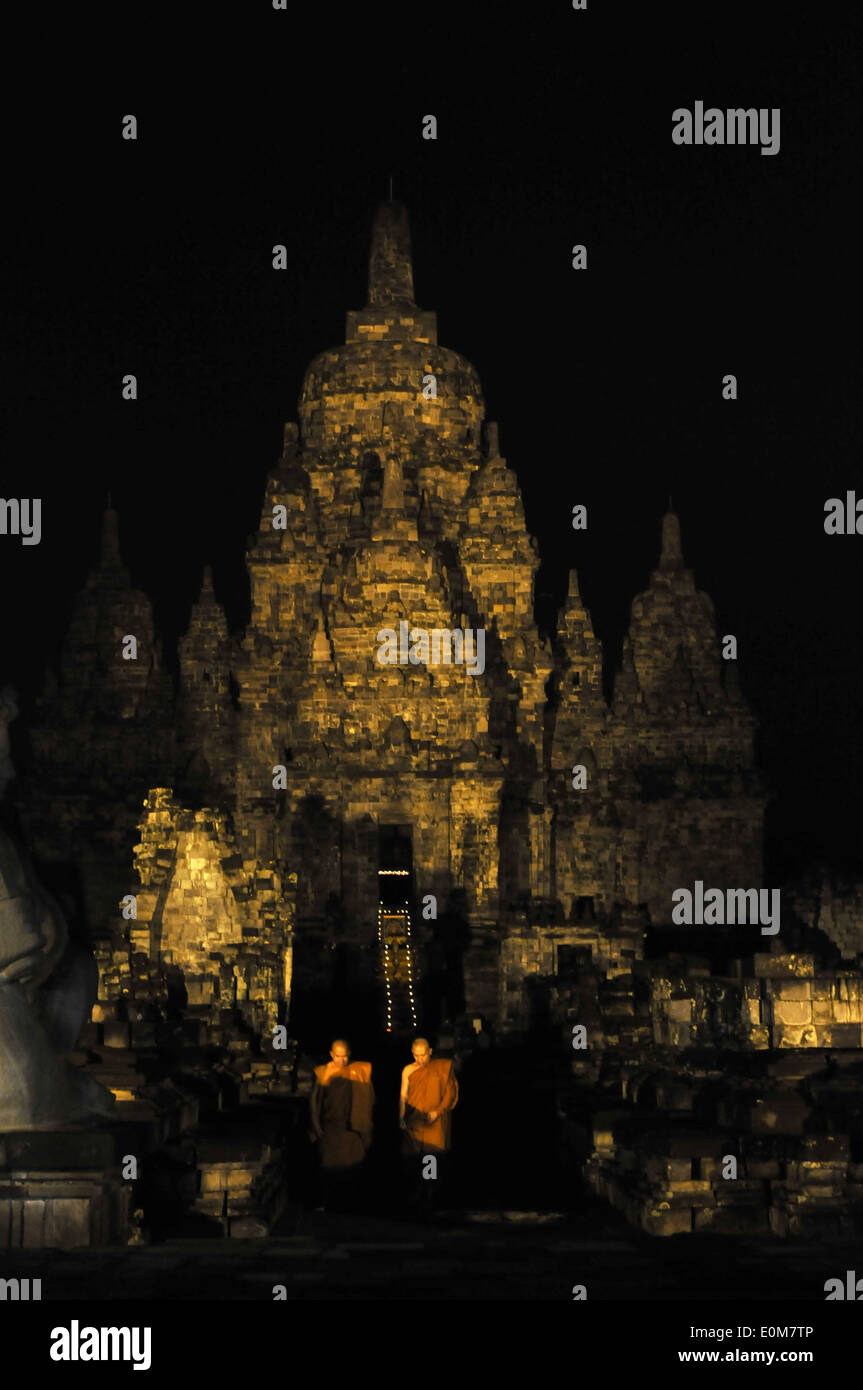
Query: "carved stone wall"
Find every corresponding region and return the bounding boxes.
[15,203,769,1035]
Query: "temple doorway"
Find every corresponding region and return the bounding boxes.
[378,823,413,883]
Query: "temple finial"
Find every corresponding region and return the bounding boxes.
[368,201,415,305]
[100,498,121,568]
[659,509,683,572]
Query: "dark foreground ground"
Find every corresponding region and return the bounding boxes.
[6,1044,861,1302]
[8,1191,859,1301]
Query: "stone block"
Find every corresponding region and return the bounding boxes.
[102,1020,131,1049]
[713,1180,765,1206]
[659,1133,719,1160]
[44,1197,91,1248]
[771,1000,812,1025]
[194,1193,228,1218]
[750,1095,808,1135]
[824,1024,863,1047]
[199,1163,257,1193]
[745,1158,780,1179]
[800,1134,849,1163]
[753,954,814,978]
[772,1024,804,1047]
[771,979,812,1000]
[663,1178,714,1199]
[0,1130,116,1170]
[787,1161,845,1188]
[129,1022,157,1048]
[646,1156,692,1183]
[811,1025,836,1046]
[643,1205,692,1236]
[0,1168,129,1249]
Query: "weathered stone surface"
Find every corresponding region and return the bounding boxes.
[6,200,777,1038]
[94,789,293,1041]
[0,1126,129,1250]
[0,828,114,1131]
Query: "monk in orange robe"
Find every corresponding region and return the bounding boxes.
[310,1039,374,1209]
[400,1037,458,1166]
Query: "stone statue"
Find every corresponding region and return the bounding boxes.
[0,688,114,1129]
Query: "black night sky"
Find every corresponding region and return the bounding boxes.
[1,5,860,878]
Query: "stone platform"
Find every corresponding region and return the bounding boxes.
[0,1129,130,1250]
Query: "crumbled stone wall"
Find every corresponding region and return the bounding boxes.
[649,955,863,1049]
[586,1119,863,1238]
[96,789,293,1040]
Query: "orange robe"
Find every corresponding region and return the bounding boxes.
[404,1058,458,1153]
[311,1062,374,1169]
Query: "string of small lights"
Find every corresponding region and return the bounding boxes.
[376,900,393,1032]
[377,872,418,1032]
[403,898,417,1029]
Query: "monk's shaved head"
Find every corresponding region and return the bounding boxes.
[411,1037,432,1065]
[329,1039,351,1066]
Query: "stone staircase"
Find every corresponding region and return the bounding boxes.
[378,901,419,1034]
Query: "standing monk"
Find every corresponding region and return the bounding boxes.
[400,1037,458,1208]
[310,1039,374,1211]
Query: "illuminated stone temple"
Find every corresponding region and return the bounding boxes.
[7,202,863,1244]
[16,202,770,1041]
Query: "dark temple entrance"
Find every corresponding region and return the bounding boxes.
[378,824,413,886]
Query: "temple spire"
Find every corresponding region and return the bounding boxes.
[100,500,122,569]
[368,201,415,305]
[659,509,684,572]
